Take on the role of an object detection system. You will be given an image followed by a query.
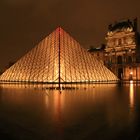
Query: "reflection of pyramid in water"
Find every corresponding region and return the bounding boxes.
[0,27,118,83]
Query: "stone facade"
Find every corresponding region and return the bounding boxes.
[105,19,140,81]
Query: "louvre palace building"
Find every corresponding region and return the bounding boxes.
[89,18,140,81]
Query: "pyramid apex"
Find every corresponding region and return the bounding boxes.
[55,26,66,35]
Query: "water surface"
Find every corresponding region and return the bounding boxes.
[0,83,140,140]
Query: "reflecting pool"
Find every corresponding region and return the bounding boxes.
[0,83,140,140]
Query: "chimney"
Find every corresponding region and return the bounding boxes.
[134,18,137,31]
[108,24,112,30]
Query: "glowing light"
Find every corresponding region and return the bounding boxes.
[130,72,133,75]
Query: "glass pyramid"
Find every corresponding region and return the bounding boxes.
[0,27,118,83]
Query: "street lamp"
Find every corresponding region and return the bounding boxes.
[129,71,133,81]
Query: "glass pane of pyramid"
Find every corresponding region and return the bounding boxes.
[0,27,118,83]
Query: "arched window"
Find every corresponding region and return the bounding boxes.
[117,56,122,64]
[109,58,112,63]
[128,56,132,63]
[118,68,123,79]
[118,39,121,45]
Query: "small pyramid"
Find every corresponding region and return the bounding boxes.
[0,27,118,83]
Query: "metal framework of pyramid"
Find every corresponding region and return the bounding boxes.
[0,27,118,83]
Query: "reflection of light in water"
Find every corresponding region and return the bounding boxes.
[129,81,134,109]
[53,91,64,118]
[45,90,49,109]
[53,91,64,139]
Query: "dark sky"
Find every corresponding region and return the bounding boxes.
[0,0,140,70]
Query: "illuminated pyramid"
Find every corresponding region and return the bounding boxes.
[0,27,118,83]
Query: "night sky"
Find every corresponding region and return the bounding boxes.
[0,0,140,70]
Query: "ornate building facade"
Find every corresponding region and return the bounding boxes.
[105,19,140,81]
